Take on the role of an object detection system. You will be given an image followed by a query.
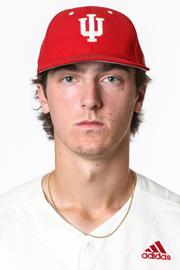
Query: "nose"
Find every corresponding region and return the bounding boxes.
[80,81,103,110]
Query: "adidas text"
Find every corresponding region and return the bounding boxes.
[142,252,171,260]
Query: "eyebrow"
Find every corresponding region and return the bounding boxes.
[50,63,132,74]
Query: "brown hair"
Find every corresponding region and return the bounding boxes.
[32,64,151,140]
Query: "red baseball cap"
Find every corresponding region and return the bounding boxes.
[37,6,149,74]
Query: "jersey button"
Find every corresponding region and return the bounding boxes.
[86,241,95,251]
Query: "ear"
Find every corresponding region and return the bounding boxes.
[134,85,146,113]
[37,84,50,114]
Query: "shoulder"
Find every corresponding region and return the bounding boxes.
[0,176,45,248]
[0,176,43,211]
[136,172,180,209]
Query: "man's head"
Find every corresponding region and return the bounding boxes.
[33,6,150,143]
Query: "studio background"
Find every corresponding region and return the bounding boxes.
[0,0,179,195]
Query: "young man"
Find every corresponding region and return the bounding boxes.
[1,6,180,270]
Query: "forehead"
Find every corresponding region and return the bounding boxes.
[49,61,134,74]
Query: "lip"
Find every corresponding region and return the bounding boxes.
[76,120,104,128]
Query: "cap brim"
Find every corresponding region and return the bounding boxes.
[38,54,149,74]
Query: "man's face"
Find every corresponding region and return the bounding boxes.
[38,62,145,158]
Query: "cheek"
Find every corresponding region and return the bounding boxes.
[46,95,65,124]
[106,95,135,124]
[47,87,72,113]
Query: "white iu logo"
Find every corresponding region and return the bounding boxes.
[78,14,104,42]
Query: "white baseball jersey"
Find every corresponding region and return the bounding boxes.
[0,172,180,269]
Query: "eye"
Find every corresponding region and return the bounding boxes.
[62,76,75,84]
[103,76,121,84]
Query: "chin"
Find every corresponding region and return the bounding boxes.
[68,138,115,158]
[74,146,110,157]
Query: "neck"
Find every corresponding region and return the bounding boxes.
[46,135,133,215]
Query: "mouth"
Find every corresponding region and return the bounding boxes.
[76,120,104,129]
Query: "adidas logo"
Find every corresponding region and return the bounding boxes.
[141,241,171,260]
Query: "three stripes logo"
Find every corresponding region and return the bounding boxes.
[142,241,171,260]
